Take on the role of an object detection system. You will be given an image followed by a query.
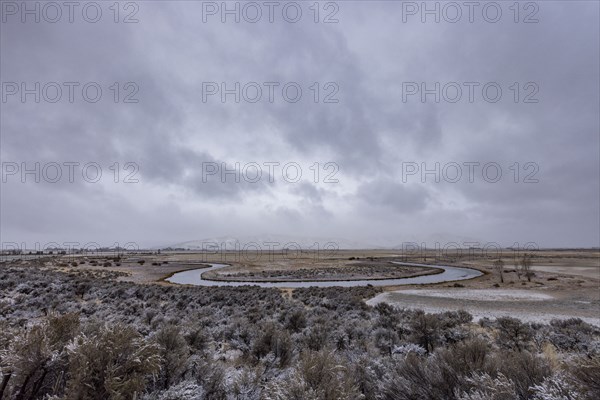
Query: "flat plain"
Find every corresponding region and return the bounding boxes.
[62,248,600,325]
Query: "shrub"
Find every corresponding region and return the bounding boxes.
[548,318,597,352]
[264,350,363,400]
[375,302,400,330]
[456,372,517,400]
[229,368,262,400]
[64,323,161,400]
[568,354,600,399]
[374,327,400,356]
[497,351,552,399]
[438,339,491,379]
[153,324,190,389]
[380,352,449,400]
[252,323,292,368]
[531,372,582,400]
[1,313,79,399]
[143,380,204,400]
[496,317,532,352]
[409,311,442,353]
[285,309,307,333]
[304,322,329,352]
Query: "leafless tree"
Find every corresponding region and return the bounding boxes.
[493,258,505,283]
[520,254,534,282]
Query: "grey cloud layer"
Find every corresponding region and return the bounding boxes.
[1,1,598,247]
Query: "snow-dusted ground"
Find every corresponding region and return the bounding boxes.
[531,265,600,279]
[367,289,600,327]
[395,289,554,301]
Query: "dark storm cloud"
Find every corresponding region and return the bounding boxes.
[1,1,598,247]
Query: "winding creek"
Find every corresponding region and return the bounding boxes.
[165,262,483,288]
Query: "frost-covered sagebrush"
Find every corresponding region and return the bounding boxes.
[0,261,598,400]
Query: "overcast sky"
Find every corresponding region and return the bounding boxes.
[1,0,598,249]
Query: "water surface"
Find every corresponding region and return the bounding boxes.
[165,262,482,288]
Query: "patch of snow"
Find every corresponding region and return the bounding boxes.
[366,290,600,327]
[394,289,554,301]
